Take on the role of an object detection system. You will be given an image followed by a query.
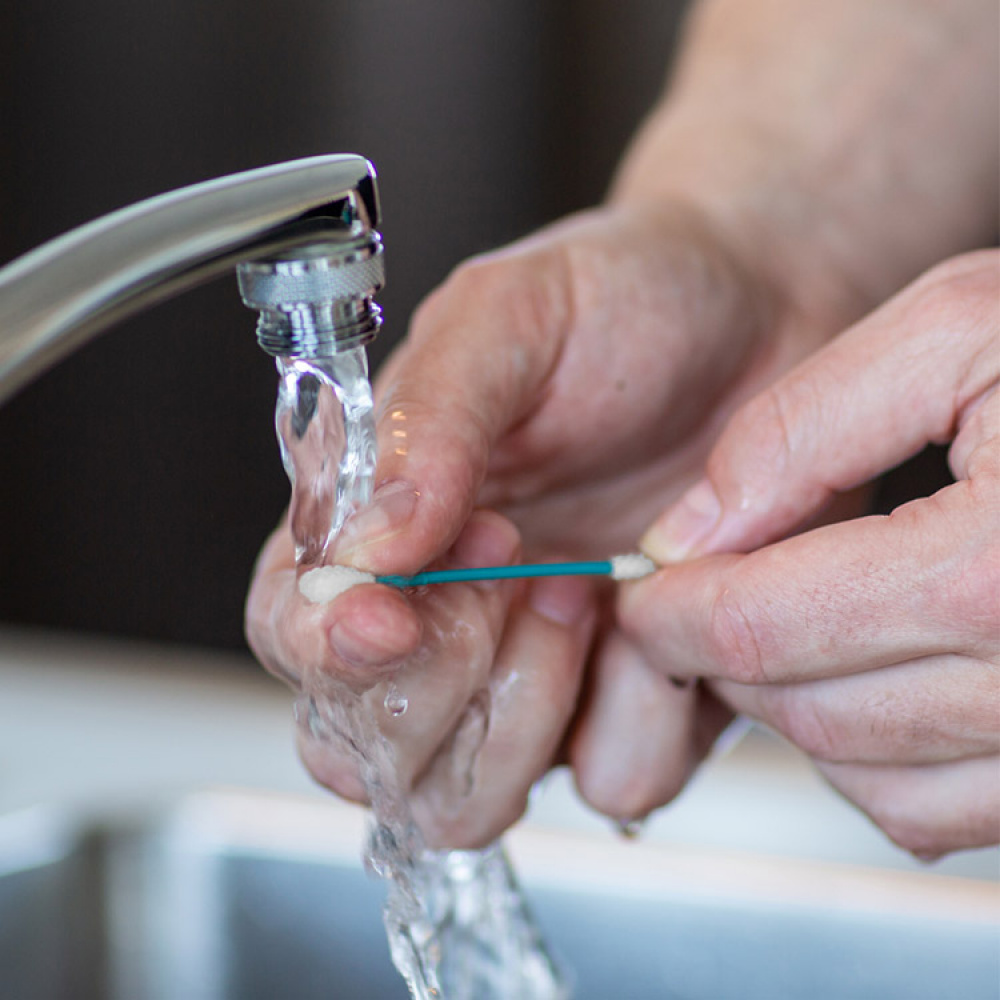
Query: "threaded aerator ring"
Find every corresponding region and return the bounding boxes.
[238,232,384,357]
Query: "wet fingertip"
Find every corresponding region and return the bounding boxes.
[410,793,506,852]
[328,621,398,670]
[327,590,421,669]
[332,480,421,572]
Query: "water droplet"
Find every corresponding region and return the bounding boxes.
[615,818,644,841]
[275,350,567,997]
[306,696,324,738]
[453,690,490,798]
[384,687,408,717]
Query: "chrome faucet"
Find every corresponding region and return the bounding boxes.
[0,154,385,405]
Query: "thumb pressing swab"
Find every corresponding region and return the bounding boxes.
[299,554,657,603]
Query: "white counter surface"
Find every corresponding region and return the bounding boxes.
[0,625,996,884]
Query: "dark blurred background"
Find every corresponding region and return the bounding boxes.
[0,2,690,649]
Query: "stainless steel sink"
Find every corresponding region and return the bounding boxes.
[2,791,996,1000]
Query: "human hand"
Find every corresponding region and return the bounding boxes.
[248,505,598,848]
[623,250,1000,857]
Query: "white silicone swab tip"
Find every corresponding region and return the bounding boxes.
[299,565,376,604]
[608,553,658,581]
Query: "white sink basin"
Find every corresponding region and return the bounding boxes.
[2,791,997,1000]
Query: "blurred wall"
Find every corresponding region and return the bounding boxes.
[0,2,688,649]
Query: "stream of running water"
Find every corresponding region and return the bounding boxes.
[273,350,568,999]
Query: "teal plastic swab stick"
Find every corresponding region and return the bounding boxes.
[376,554,655,589]
[377,560,612,588]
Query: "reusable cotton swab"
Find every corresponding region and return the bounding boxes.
[299,554,657,604]
[377,553,656,588]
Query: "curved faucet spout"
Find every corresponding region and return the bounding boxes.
[0,154,382,404]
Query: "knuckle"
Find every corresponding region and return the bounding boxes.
[959,537,1000,648]
[915,486,1000,649]
[765,689,846,762]
[722,386,797,483]
[905,251,1000,356]
[712,378,832,523]
[423,248,572,354]
[916,250,999,307]
[951,392,1000,480]
[861,692,932,761]
[707,585,770,684]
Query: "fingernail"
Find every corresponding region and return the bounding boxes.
[329,618,400,669]
[530,575,592,626]
[334,481,419,570]
[639,478,721,564]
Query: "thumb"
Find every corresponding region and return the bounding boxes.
[640,250,999,562]
[332,236,572,575]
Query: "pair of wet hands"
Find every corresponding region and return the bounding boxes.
[247,232,1000,859]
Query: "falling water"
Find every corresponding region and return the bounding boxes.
[274,349,568,999]
[275,350,376,567]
